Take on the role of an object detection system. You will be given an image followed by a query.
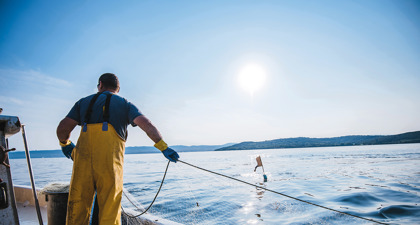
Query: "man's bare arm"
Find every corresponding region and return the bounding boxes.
[57,117,78,144]
[133,115,163,143]
[134,115,179,162]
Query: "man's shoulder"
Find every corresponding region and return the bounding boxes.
[111,93,130,104]
[111,94,140,113]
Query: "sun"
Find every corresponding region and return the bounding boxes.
[238,63,266,96]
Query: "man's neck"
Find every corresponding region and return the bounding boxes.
[99,88,117,94]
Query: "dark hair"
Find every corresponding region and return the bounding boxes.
[99,73,119,90]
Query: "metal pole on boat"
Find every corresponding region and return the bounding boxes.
[22,125,44,225]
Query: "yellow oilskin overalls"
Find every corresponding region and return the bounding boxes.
[66,93,125,225]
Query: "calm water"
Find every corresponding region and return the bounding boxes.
[10,144,420,224]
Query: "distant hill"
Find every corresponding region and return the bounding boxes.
[8,131,420,158]
[9,150,65,159]
[215,131,420,151]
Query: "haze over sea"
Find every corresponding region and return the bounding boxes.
[10,143,420,224]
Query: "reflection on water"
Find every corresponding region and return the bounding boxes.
[256,186,265,200]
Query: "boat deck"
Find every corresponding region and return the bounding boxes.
[14,185,48,224]
[13,185,181,225]
[16,202,48,225]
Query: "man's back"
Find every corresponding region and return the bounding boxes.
[66,91,142,140]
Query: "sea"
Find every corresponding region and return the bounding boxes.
[9,143,420,225]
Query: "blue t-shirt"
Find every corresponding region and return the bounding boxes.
[66,91,142,140]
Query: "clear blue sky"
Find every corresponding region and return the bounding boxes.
[1,0,419,150]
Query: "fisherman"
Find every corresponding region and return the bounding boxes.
[56,73,179,225]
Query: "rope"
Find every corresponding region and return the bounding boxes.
[122,160,170,218]
[178,160,389,225]
[122,159,389,225]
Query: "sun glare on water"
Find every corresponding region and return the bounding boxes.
[238,63,266,96]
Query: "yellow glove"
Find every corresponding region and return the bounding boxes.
[154,139,168,151]
[154,140,179,162]
[59,139,72,147]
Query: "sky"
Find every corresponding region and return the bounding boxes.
[1,0,419,150]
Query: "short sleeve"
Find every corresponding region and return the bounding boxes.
[127,102,142,126]
[66,100,82,124]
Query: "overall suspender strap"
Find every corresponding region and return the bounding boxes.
[85,93,102,123]
[83,92,101,132]
[102,93,112,131]
[82,92,113,132]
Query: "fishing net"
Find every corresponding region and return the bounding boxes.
[120,152,366,225]
[41,182,70,194]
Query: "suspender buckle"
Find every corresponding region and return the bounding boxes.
[102,122,108,131]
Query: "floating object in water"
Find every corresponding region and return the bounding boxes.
[254,156,268,182]
[254,156,263,172]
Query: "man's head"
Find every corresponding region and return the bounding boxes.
[98,73,120,93]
